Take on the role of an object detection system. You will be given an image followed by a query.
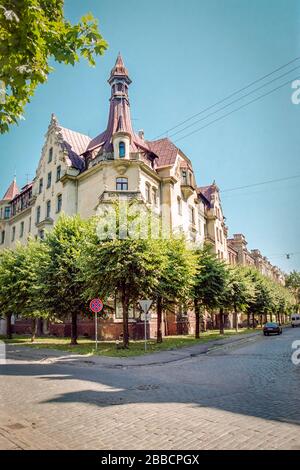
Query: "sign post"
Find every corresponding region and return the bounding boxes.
[89,299,104,350]
[139,300,152,352]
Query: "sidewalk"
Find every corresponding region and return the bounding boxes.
[6,329,263,368]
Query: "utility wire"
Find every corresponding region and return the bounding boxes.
[220,174,300,193]
[168,65,300,139]
[154,56,300,139]
[174,76,299,143]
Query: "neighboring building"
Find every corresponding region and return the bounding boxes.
[197,182,228,261]
[227,234,256,267]
[227,234,285,285]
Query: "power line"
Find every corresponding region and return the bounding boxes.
[220,174,300,193]
[154,56,300,139]
[174,76,299,143]
[168,64,300,139]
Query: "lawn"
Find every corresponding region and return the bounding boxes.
[0,328,259,357]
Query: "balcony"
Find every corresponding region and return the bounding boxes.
[99,190,143,203]
[36,217,54,229]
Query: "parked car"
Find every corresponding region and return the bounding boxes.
[263,322,282,336]
[291,314,300,328]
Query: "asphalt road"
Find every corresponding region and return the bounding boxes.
[0,327,300,450]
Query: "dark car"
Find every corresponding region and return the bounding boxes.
[263,322,282,336]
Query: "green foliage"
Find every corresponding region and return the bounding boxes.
[154,237,197,309]
[286,270,300,309]
[193,246,228,310]
[37,214,93,320]
[0,238,47,318]
[224,266,255,313]
[0,0,108,133]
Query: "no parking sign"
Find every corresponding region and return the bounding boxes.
[89,299,104,350]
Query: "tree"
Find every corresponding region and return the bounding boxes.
[81,236,163,349]
[193,247,228,337]
[37,215,93,345]
[224,266,255,332]
[0,0,108,133]
[0,239,47,338]
[153,237,197,343]
[286,271,300,312]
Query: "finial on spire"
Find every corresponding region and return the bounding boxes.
[108,53,131,85]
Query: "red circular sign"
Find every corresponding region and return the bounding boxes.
[89,298,104,313]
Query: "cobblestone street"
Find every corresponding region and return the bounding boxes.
[1,328,300,450]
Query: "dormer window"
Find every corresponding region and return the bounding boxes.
[119,142,125,158]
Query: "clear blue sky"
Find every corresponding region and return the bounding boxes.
[0,0,299,272]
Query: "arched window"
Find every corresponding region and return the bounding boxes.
[119,141,126,158]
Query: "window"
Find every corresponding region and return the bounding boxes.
[57,194,62,213]
[36,206,41,224]
[38,229,45,240]
[56,165,61,182]
[47,172,52,189]
[1,231,5,244]
[4,207,10,219]
[182,170,188,185]
[152,187,158,206]
[119,141,125,158]
[39,178,43,194]
[11,226,15,242]
[48,147,53,163]
[20,222,24,238]
[46,200,51,218]
[177,196,182,216]
[145,183,151,203]
[189,206,195,224]
[116,178,128,191]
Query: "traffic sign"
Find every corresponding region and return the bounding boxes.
[139,299,152,352]
[139,299,152,314]
[90,298,104,313]
[89,299,104,351]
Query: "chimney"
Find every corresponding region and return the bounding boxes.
[138,129,144,140]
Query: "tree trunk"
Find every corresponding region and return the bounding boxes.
[70,312,78,345]
[260,314,263,328]
[194,299,200,339]
[252,312,255,329]
[156,296,163,343]
[234,305,238,332]
[31,318,36,343]
[211,313,215,330]
[121,288,129,349]
[6,313,12,340]
[219,308,225,335]
[270,311,273,322]
[36,317,43,337]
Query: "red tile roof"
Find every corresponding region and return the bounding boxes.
[59,127,91,171]
[197,185,217,207]
[146,138,179,168]
[2,179,19,200]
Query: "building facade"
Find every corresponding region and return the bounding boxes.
[0,54,285,337]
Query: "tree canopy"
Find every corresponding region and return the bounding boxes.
[0,0,108,133]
